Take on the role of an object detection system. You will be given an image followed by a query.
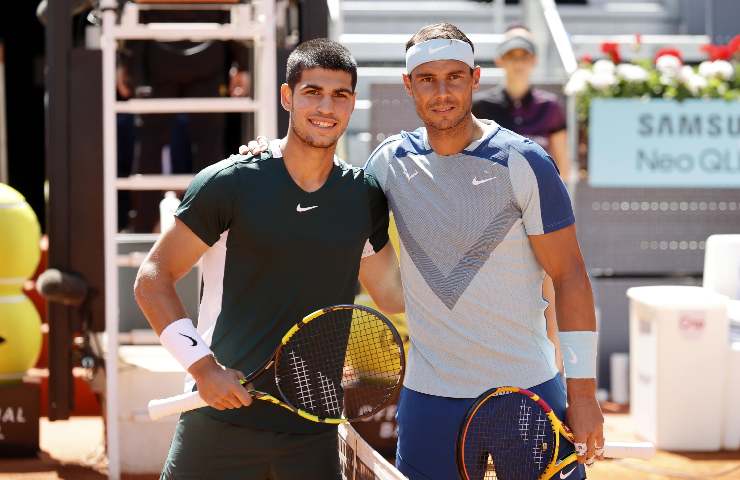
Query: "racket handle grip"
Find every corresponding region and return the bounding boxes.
[148,391,207,421]
[604,441,656,459]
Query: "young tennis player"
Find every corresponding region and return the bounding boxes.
[134,39,403,479]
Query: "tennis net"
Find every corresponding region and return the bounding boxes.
[339,423,407,480]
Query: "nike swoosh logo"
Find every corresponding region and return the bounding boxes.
[472,177,495,186]
[560,466,577,479]
[179,333,197,347]
[428,43,449,55]
[567,346,578,364]
[296,204,319,212]
[406,171,419,181]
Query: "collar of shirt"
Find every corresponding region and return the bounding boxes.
[502,87,535,110]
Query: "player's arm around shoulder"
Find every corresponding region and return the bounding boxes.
[359,242,404,314]
[134,219,251,410]
[358,164,403,314]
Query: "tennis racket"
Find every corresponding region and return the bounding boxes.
[457,386,655,480]
[148,304,405,424]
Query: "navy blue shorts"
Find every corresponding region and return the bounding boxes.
[395,374,587,480]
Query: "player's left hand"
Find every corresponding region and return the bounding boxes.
[565,385,605,466]
[238,136,269,156]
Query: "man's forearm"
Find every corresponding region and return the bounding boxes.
[134,261,190,335]
[359,243,405,314]
[553,266,598,398]
[552,266,596,333]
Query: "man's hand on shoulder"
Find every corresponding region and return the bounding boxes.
[238,136,270,156]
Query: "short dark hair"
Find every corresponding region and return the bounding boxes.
[405,23,475,53]
[286,38,358,91]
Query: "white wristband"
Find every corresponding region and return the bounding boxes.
[558,331,598,379]
[159,318,213,371]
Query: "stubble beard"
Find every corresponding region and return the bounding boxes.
[290,116,339,149]
[420,103,472,135]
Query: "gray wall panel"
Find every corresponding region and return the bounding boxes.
[575,183,740,275]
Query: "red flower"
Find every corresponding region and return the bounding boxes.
[701,44,732,61]
[579,54,593,65]
[601,42,621,64]
[654,48,683,63]
[729,34,740,54]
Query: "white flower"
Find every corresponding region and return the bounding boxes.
[712,60,735,81]
[678,65,696,83]
[564,68,592,96]
[698,61,716,78]
[593,59,616,75]
[685,74,708,95]
[589,71,617,90]
[659,74,676,86]
[616,64,648,82]
[656,55,682,77]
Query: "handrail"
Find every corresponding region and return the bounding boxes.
[540,0,578,75]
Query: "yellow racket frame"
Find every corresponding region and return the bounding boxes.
[241,304,405,424]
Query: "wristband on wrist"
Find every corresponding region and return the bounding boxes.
[159,318,213,371]
[558,331,598,379]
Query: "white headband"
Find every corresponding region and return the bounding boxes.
[405,38,475,74]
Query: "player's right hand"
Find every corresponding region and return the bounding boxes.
[188,356,252,410]
[238,136,269,156]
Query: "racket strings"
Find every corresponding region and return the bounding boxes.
[461,392,556,480]
[275,307,403,420]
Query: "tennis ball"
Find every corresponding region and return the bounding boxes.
[0,183,41,295]
[0,294,42,382]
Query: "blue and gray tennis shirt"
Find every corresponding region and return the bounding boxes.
[364,120,575,397]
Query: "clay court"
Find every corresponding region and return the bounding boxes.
[2,413,740,479]
[1,0,739,479]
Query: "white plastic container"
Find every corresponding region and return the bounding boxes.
[722,300,740,450]
[703,234,740,300]
[610,352,629,405]
[159,191,181,233]
[627,286,728,451]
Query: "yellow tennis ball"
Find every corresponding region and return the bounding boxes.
[0,295,42,381]
[0,183,41,294]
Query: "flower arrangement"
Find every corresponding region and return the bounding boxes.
[565,35,740,123]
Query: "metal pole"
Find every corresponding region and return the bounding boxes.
[256,0,278,138]
[0,43,7,184]
[493,0,505,35]
[327,0,343,40]
[100,1,120,478]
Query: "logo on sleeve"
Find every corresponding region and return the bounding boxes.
[472,176,496,186]
[179,333,197,347]
[296,204,319,213]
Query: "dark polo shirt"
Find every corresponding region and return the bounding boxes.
[473,86,566,154]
